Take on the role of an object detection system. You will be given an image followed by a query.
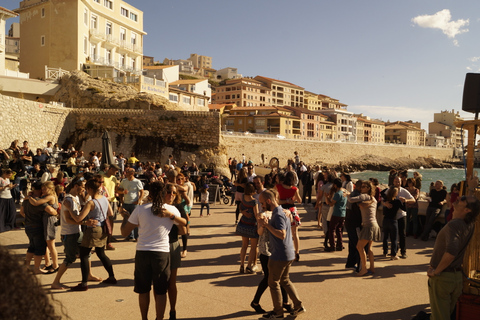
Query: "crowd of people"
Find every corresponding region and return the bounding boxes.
[1,141,479,320]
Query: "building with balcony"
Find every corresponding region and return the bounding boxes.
[15,0,145,79]
[216,67,242,81]
[283,106,336,141]
[213,78,271,107]
[304,91,324,111]
[385,121,425,146]
[320,108,357,142]
[429,109,464,148]
[222,106,301,139]
[425,133,447,147]
[188,53,212,69]
[143,65,179,83]
[254,76,304,108]
[318,94,348,110]
[0,7,18,76]
[354,114,385,143]
[163,58,194,75]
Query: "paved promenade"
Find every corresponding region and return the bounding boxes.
[0,202,432,320]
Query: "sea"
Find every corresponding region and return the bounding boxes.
[349,168,469,193]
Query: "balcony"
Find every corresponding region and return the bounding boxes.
[89,29,105,43]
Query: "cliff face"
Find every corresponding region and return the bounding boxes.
[53,70,178,110]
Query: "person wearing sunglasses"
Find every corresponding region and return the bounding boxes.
[426,195,480,320]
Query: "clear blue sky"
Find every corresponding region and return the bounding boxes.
[5,0,480,130]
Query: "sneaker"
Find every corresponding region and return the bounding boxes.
[251,302,266,314]
[400,253,408,259]
[391,256,399,260]
[101,278,117,285]
[260,311,284,319]
[106,244,115,250]
[290,306,306,316]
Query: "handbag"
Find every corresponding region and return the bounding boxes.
[396,208,407,219]
[95,199,112,236]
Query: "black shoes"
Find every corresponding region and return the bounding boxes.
[251,302,266,314]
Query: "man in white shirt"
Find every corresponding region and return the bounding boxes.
[119,168,144,241]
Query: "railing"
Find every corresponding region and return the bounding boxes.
[3,69,30,79]
[45,66,69,80]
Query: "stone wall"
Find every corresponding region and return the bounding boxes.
[66,108,224,166]
[223,135,454,167]
[0,94,71,149]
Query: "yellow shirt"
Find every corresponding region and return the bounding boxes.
[102,174,119,202]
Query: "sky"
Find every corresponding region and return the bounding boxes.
[4,0,480,130]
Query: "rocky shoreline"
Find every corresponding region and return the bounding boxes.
[329,154,460,173]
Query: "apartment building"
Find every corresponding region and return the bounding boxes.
[385,121,425,146]
[304,91,324,111]
[320,108,357,142]
[6,22,20,56]
[283,106,336,141]
[143,65,179,83]
[429,109,464,148]
[168,79,211,110]
[318,94,347,110]
[354,114,385,143]
[213,78,271,107]
[163,58,194,75]
[0,7,18,75]
[254,76,304,108]
[222,106,301,138]
[216,67,242,81]
[188,53,212,69]
[16,0,145,79]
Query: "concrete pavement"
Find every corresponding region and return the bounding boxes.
[0,201,432,320]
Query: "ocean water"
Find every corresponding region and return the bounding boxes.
[349,168,470,193]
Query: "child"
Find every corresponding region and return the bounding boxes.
[200,184,210,217]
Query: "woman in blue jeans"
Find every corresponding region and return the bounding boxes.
[382,187,402,260]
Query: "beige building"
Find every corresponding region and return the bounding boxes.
[320,108,357,142]
[254,76,304,108]
[222,106,301,139]
[385,121,425,146]
[304,91,323,111]
[354,114,385,143]
[283,106,336,141]
[429,109,464,148]
[213,78,272,107]
[318,94,347,110]
[1,7,18,75]
[16,0,145,79]
[188,53,212,69]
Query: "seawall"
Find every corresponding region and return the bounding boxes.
[223,135,454,168]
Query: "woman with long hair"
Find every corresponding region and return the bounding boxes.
[275,171,302,261]
[235,182,260,274]
[27,181,59,273]
[324,178,347,252]
[164,183,188,320]
[405,178,420,238]
[234,167,248,225]
[120,181,185,320]
[70,178,117,291]
[348,181,380,276]
[381,186,403,260]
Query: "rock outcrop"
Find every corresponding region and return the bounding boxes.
[53,70,179,110]
[333,154,455,173]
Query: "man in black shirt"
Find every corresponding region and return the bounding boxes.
[421,180,447,241]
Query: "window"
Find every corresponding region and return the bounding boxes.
[120,28,126,41]
[131,33,137,45]
[84,9,88,26]
[41,7,45,17]
[93,0,100,3]
[130,12,138,22]
[91,44,97,59]
[104,0,113,9]
[121,7,129,16]
[198,98,205,106]
[41,35,45,46]
[183,96,191,104]
[120,54,125,67]
[91,15,97,29]
[84,37,88,54]
[106,22,112,35]
[132,57,136,70]
[169,94,178,102]
[106,49,112,64]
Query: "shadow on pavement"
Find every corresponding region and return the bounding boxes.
[337,303,430,320]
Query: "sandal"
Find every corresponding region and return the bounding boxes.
[240,266,245,274]
[245,266,256,274]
